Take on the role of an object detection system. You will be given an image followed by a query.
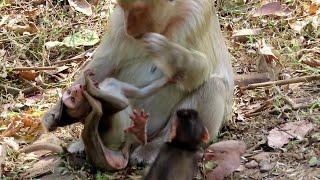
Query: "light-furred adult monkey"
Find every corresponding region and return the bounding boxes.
[42,0,234,168]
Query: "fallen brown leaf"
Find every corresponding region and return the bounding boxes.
[19,71,39,81]
[68,0,93,16]
[205,140,246,180]
[253,2,291,17]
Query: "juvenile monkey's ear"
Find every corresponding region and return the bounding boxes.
[169,117,177,141]
[202,127,210,143]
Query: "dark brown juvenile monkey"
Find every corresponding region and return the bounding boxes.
[144,109,209,180]
[43,0,234,168]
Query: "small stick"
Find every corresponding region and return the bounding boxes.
[9,66,57,71]
[241,75,320,90]
[52,49,92,65]
[234,72,270,86]
[51,57,84,65]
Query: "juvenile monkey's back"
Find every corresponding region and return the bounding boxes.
[144,144,196,180]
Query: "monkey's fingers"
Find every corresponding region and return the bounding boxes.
[84,69,95,77]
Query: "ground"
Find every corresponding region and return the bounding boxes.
[0,0,319,179]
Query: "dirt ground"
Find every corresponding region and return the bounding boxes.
[0,0,319,179]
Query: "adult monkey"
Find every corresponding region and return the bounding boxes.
[43,0,234,168]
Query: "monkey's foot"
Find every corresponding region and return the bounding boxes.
[124,109,149,145]
[84,69,99,88]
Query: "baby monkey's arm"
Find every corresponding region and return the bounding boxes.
[121,77,171,99]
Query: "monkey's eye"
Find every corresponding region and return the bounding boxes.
[67,89,71,94]
[70,97,76,103]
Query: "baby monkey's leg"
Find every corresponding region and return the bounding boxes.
[124,109,149,145]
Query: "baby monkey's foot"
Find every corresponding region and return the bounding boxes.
[124,109,149,145]
[168,71,184,83]
[84,69,99,88]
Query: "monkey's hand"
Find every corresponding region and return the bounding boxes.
[124,109,149,145]
[143,33,173,58]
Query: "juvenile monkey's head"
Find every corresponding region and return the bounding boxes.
[170,109,209,149]
[118,0,183,38]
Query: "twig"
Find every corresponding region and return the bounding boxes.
[244,98,274,118]
[51,49,93,65]
[46,0,63,21]
[51,56,85,65]
[9,66,57,71]
[234,72,271,86]
[301,59,320,67]
[274,87,316,110]
[296,48,320,58]
[241,75,320,90]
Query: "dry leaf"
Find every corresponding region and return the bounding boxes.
[7,22,38,34]
[19,71,39,81]
[232,28,261,37]
[20,156,62,178]
[256,39,279,62]
[267,128,292,148]
[205,140,246,180]
[309,4,318,15]
[253,2,291,17]
[267,121,314,148]
[3,137,19,151]
[232,28,261,42]
[289,15,319,34]
[302,59,320,67]
[68,0,93,16]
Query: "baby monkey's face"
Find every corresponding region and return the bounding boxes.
[62,84,85,109]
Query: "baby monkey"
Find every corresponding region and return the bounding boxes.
[61,69,180,144]
[144,109,209,180]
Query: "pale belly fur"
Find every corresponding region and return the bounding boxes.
[116,59,185,136]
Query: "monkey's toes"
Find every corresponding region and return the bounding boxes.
[84,69,95,77]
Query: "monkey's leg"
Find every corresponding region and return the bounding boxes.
[84,70,129,111]
[124,109,149,145]
[130,77,231,165]
[82,92,129,170]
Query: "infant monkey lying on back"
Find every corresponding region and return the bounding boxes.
[62,69,179,144]
[56,69,181,169]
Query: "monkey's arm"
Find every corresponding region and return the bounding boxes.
[144,33,211,91]
[121,77,169,98]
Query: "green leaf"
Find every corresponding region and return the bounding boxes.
[63,30,100,47]
[204,161,218,171]
[311,133,320,142]
[308,156,318,167]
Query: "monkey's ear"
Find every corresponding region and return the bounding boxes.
[202,128,210,143]
[169,118,177,141]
